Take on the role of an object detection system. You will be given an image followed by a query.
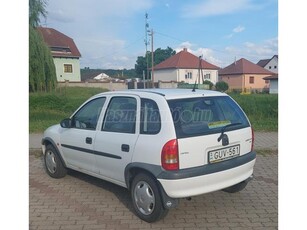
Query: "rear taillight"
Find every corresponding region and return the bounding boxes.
[161,139,179,171]
[251,127,255,151]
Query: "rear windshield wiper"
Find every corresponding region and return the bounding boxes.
[217,122,242,142]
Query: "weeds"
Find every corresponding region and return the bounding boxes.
[29,88,278,133]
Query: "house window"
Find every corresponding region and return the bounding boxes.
[204,74,211,80]
[249,76,255,84]
[185,72,192,79]
[274,66,277,69]
[269,66,272,69]
[64,64,73,73]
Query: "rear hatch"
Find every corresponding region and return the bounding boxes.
[167,96,253,169]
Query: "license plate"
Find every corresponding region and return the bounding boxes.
[208,145,240,163]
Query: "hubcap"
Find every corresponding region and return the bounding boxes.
[45,150,57,174]
[134,181,155,215]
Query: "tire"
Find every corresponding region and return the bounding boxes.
[131,173,168,223]
[222,180,248,193]
[44,145,67,178]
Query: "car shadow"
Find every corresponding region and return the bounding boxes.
[67,169,135,213]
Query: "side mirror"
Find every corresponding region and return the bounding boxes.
[60,118,72,128]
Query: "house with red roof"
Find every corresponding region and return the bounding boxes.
[153,48,220,84]
[219,58,275,93]
[37,27,81,82]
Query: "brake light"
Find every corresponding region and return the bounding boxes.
[251,127,255,151]
[161,139,179,171]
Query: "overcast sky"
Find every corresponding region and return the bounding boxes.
[42,0,278,69]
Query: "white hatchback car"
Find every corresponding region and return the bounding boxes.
[42,89,256,222]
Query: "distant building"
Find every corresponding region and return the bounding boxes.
[263,75,278,94]
[93,73,110,81]
[257,55,278,94]
[153,48,220,84]
[219,58,275,92]
[257,55,278,74]
[37,27,82,82]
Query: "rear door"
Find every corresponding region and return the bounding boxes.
[93,95,140,186]
[168,96,253,169]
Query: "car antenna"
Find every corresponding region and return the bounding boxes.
[192,79,197,92]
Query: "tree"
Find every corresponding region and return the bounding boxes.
[215,81,229,92]
[29,0,47,27]
[29,0,57,92]
[29,26,57,92]
[154,47,176,65]
[135,46,176,78]
[135,55,147,78]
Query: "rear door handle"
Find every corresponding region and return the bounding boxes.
[86,137,92,144]
[121,144,130,152]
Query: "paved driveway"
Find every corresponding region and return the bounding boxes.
[29,151,277,230]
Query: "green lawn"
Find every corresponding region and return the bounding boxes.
[29,88,278,133]
[29,87,108,133]
[229,93,278,131]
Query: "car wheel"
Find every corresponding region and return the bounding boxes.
[44,145,67,178]
[222,180,248,193]
[131,173,168,223]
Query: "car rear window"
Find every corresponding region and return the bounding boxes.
[167,96,250,138]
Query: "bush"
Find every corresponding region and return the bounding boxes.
[215,81,229,92]
[203,80,213,90]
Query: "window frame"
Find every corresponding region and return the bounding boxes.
[64,64,73,73]
[102,96,137,134]
[249,76,255,84]
[140,98,161,135]
[71,97,106,130]
[167,96,250,139]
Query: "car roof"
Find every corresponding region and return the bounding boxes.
[93,88,227,100]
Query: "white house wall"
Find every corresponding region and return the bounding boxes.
[269,79,278,94]
[53,57,81,82]
[154,69,178,82]
[154,68,218,84]
[265,56,278,73]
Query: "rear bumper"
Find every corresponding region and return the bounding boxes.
[157,151,256,198]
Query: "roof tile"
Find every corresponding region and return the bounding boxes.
[219,58,275,75]
[37,27,81,58]
[154,48,219,70]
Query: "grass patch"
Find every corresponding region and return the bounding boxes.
[29,88,278,133]
[29,149,43,158]
[29,87,108,133]
[255,148,278,156]
[229,93,278,131]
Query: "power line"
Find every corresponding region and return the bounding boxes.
[154,30,274,64]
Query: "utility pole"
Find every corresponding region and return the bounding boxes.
[144,13,150,88]
[150,29,154,88]
[198,56,202,88]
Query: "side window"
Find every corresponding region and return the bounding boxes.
[102,97,137,134]
[249,76,255,84]
[140,99,161,134]
[72,97,106,130]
